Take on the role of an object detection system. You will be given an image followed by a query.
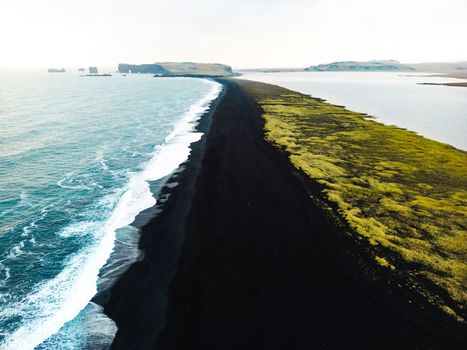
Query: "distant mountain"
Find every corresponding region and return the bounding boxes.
[406,61,467,73]
[48,68,66,73]
[118,62,234,77]
[306,60,415,72]
[306,60,467,73]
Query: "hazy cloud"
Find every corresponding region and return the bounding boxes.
[0,0,465,68]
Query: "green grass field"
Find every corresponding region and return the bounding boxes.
[244,82,467,320]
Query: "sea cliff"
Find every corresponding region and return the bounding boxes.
[118,62,234,77]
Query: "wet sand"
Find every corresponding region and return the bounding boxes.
[104,79,465,349]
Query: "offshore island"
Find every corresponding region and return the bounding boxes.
[102,62,466,349]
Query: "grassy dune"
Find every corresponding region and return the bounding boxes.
[243,81,467,320]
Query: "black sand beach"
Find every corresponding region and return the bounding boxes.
[104,79,466,349]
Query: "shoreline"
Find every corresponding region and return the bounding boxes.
[103,79,465,349]
[102,81,225,348]
[418,81,467,88]
[430,72,467,79]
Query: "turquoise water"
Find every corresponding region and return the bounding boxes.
[239,72,467,150]
[0,71,221,349]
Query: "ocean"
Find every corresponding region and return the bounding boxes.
[0,71,221,349]
[239,72,467,150]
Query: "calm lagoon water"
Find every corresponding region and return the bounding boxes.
[0,71,221,349]
[239,72,467,150]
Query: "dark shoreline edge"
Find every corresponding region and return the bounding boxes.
[418,82,467,88]
[102,80,225,348]
[103,79,466,349]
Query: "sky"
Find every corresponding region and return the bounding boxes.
[0,0,466,69]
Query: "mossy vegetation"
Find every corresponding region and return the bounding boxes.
[375,256,396,270]
[244,82,467,319]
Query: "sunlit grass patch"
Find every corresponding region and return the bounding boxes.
[375,256,396,270]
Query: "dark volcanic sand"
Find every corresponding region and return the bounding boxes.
[104,79,465,349]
